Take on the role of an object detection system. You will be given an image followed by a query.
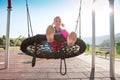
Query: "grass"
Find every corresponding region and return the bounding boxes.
[0,46,20,51]
[10,46,20,50]
[85,47,120,59]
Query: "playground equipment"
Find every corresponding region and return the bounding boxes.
[3,0,116,78]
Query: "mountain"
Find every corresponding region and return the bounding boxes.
[82,33,120,45]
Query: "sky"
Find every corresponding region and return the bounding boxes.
[0,0,120,38]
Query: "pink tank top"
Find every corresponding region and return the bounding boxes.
[51,29,69,50]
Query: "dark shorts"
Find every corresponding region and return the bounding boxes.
[50,40,65,51]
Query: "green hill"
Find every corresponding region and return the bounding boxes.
[83,33,120,46]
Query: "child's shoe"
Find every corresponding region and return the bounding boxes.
[46,25,55,42]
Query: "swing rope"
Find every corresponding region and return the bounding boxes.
[75,0,82,38]
[26,0,33,37]
[26,0,36,67]
[31,36,38,67]
[60,58,67,75]
[58,42,67,75]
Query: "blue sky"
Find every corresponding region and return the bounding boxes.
[0,0,120,38]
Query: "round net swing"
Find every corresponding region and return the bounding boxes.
[20,34,86,59]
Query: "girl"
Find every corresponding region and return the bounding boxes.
[46,16,77,50]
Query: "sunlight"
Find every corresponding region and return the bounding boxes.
[95,0,110,36]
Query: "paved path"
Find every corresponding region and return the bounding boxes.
[77,53,120,75]
[0,50,120,80]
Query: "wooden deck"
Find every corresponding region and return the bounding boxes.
[0,50,120,80]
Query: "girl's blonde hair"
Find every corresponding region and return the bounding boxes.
[53,16,65,27]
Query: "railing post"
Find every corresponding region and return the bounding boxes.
[92,0,96,69]
[5,0,12,68]
[108,0,115,79]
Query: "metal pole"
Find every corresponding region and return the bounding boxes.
[92,0,96,69]
[108,0,115,79]
[5,0,12,68]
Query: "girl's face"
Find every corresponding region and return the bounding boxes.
[54,18,61,28]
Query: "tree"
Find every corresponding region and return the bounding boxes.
[2,35,6,45]
[10,39,15,46]
[0,35,26,46]
[86,43,90,51]
[0,37,3,45]
[17,39,22,46]
[2,35,6,39]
